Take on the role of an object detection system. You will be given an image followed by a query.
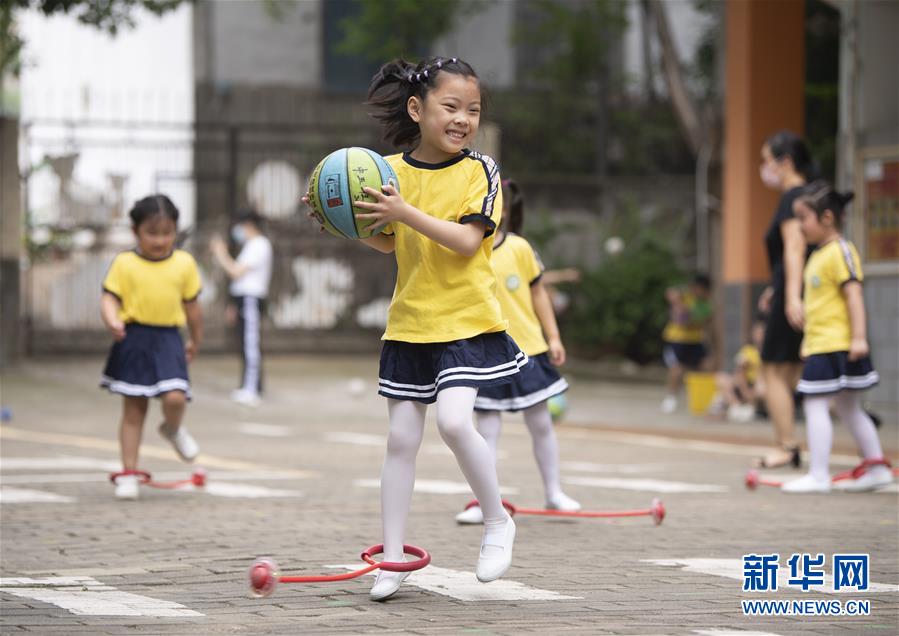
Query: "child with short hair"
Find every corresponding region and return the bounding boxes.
[660,274,712,413]
[782,182,891,493]
[710,317,765,422]
[100,195,203,500]
[305,56,523,600]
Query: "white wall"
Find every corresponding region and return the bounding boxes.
[20,4,195,225]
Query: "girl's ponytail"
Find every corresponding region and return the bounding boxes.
[799,180,855,227]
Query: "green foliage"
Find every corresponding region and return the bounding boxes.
[0,4,24,80]
[609,103,692,175]
[336,0,490,63]
[562,234,684,364]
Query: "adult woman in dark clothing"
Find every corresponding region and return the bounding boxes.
[755,131,816,469]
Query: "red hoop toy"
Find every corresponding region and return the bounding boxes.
[109,468,206,490]
[745,458,896,490]
[248,544,431,597]
[461,498,666,526]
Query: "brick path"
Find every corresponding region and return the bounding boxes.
[1,355,896,634]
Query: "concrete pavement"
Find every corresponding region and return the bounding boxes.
[1,354,897,634]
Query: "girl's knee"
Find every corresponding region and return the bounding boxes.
[161,390,187,407]
[436,414,471,444]
[386,429,422,458]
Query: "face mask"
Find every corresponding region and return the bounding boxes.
[759,163,781,189]
[231,225,247,244]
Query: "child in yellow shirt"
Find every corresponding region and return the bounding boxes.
[781,182,891,494]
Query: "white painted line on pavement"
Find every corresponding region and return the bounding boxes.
[561,461,661,475]
[327,564,581,601]
[561,429,863,465]
[0,425,317,476]
[323,432,495,458]
[564,476,728,493]
[695,631,783,636]
[324,432,384,446]
[0,576,203,617]
[645,559,899,594]
[354,478,518,496]
[237,422,291,437]
[0,487,75,503]
[176,482,303,498]
[0,456,120,471]
[0,469,308,485]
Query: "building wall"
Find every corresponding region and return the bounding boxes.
[433,0,516,89]
[194,0,321,87]
[720,0,805,363]
[0,117,21,367]
[855,0,899,412]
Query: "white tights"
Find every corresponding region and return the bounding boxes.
[476,402,563,501]
[381,386,506,561]
[803,392,885,481]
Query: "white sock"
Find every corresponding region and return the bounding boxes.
[381,399,426,561]
[435,386,505,524]
[475,410,502,466]
[523,402,564,501]
[803,395,833,482]
[832,392,885,461]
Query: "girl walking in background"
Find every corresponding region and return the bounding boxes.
[100,195,203,500]
[456,178,579,525]
[782,183,891,493]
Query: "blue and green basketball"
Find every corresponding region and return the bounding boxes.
[307,147,399,239]
[547,393,568,423]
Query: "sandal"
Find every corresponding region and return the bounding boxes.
[753,445,801,469]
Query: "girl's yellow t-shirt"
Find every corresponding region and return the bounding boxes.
[382,150,506,343]
[102,249,202,327]
[801,238,864,357]
[490,233,548,356]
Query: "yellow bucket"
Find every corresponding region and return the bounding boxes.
[685,372,717,415]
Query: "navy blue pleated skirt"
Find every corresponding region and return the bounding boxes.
[101,324,191,399]
[378,331,528,404]
[475,352,568,412]
[797,351,879,396]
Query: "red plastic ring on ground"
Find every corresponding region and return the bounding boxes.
[109,470,151,484]
[463,498,518,515]
[360,544,431,572]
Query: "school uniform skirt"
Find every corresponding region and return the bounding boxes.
[378,331,529,404]
[474,351,568,412]
[796,351,879,396]
[100,324,191,399]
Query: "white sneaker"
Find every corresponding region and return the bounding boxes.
[727,403,756,423]
[231,389,262,407]
[455,504,484,525]
[114,474,139,500]
[158,423,199,462]
[660,395,678,414]
[782,473,831,494]
[369,569,409,601]
[546,493,582,512]
[834,466,893,492]
[231,389,261,407]
[476,515,516,583]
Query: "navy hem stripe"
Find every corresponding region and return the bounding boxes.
[459,213,497,237]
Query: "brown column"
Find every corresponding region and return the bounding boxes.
[720,0,805,361]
